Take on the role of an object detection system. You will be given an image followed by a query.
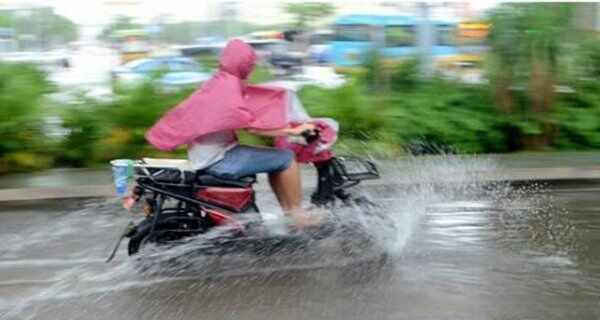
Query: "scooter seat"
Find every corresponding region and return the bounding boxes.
[196,173,256,188]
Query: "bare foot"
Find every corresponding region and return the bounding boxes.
[288,207,326,227]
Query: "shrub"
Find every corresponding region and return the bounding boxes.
[578,37,600,80]
[58,81,194,165]
[385,79,508,153]
[98,82,193,161]
[389,57,420,91]
[299,81,399,156]
[361,49,386,92]
[299,81,389,140]
[360,51,421,93]
[300,77,508,155]
[552,82,600,149]
[0,63,55,173]
[57,96,104,167]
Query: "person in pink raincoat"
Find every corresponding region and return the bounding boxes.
[146,39,318,225]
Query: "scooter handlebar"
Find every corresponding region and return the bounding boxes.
[301,129,320,144]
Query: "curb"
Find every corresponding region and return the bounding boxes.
[2,176,600,204]
[0,185,114,203]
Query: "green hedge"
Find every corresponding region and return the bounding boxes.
[553,82,600,149]
[0,63,55,173]
[57,82,194,167]
[4,58,600,174]
[299,78,508,155]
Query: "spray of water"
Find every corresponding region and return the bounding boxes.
[1,153,580,320]
[109,153,513,277]
[359,154,504,253]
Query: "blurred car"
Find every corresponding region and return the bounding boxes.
[308,30,333,63]
[269,49,305,73]
[111,56,210,91]
[175,36,225,57]
[267,41,307,75]
[0,50,70,69]
[265,66,346,91]
[290,66,346,89]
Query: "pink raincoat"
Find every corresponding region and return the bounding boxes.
[146,39,288,150]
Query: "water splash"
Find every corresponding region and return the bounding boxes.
[1,153,584,320]
[354,153,578,258]
[357,154,505,254]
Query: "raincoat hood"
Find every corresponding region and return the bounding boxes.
[219,39,256,80]
[145,39,288,151]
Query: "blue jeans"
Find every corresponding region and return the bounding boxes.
[205,145,294,180]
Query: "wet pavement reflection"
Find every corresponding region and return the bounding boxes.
[1,182,599,319]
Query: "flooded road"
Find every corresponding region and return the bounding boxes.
[1,172,600,319]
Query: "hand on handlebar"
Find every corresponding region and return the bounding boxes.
[288,123,316,136]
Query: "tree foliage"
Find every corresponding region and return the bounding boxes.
[99,16,142,41]
[578,36,600,79]
[487,3,572,112]
[0,9,78,49]
[487,3,573,148]
[283,2,335,29]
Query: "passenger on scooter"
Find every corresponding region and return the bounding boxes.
[146,39,319,226]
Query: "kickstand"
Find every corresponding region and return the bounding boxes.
[106,221,134,263]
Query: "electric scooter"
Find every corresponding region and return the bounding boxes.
[106,131,390,265]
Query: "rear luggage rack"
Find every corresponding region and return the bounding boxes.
[134,159,195,186]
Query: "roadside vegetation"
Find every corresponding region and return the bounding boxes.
[0,64,55,174]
